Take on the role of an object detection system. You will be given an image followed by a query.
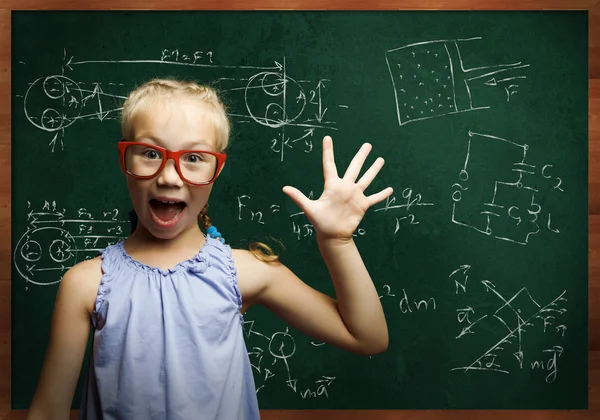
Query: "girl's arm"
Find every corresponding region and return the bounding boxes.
[27,259,101,420]
[238,136,393,356]
[238,238,387,356]
[315,235,388,353]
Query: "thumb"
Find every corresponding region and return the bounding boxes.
[282,186,311,211]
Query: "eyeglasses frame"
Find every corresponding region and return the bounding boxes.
[118,141,227,186]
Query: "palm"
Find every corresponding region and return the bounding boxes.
[283,136,394,241]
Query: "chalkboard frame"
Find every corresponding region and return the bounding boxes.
[1,1,599,419]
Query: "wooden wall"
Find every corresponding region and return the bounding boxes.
[0,1,597,418]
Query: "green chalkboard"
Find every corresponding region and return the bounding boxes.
[11,10,588,410]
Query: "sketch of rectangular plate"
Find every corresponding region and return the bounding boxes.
[385,37,529,126]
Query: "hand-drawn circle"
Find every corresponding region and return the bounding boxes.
[260,73,288,97]
[459,170,469,182]
[50,239,73,263]
[14,227,78,286]
[452,190,462,202]
[245,72,306,128]
[20,240,42,262]
[43,75,69,99]
[269,330,296,359]
[40,108,64,130]
[24,75,83,132]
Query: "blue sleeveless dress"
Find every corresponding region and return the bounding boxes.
[78,235,260,420]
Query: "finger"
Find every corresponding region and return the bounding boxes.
[343,143,372,182]
[367,187,394,207]
[356,157,385,191]
[322,136,338,181]
[282,186,312,210]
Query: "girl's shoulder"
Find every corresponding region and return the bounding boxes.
[59,256,103,318]
[230,248,285,313]
[229,247,277,276]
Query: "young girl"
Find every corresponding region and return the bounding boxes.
[26,79,393,419]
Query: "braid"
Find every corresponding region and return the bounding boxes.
[198,203,212,231]
[199,203,225,243]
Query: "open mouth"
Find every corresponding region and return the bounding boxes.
[149,199,187,224]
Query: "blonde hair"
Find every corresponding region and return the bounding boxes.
[121,78,230,152]
[122,78,280,264]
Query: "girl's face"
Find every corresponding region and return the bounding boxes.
[125,95,222,241]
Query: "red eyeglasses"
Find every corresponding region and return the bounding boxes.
[118,141,227,185]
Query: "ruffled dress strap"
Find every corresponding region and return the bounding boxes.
[92,242,124,329]
[200,236,244,323]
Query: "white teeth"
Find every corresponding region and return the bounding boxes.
[159,200,179,204]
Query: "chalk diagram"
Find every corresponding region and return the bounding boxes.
[21,72,127,152]
[385,37,529,126]
[229,67,338,162]
[17,49,339,160]
[243,320,336,399]
[451,130,563,246]
[14,200,127,287]
[449,265,567,383]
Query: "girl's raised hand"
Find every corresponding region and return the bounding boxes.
[282,136,394,243]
